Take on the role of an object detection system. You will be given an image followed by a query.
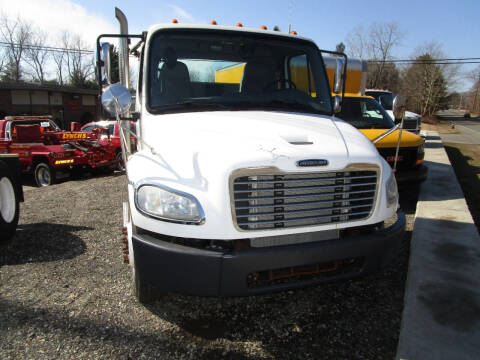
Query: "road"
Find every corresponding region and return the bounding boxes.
[435,110,480,145]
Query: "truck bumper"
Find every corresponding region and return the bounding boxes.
[396,164,428,185]
[133,211,406,297]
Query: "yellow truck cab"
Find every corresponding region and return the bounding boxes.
[322,57,427,184]
[337,93,427,184]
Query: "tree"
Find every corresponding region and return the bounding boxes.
[467,66,480,113]
[335,42,345,53]
[24,29,50,83]
[366,62,400,92]
[52,49,65,85]
[402,53,447,117]
[401,42,459,117]
[345,22,403,90]
[0,13,32,82]
[60,31,95,88]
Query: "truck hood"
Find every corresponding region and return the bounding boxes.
[386,109,421,120]
[128,110,380,189]
[360,129,424,148]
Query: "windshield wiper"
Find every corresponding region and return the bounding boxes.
[258,99,329,115]
[155,100,230,112]
[173,100,230,110]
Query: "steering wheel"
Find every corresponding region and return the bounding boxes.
[263,78,297,91]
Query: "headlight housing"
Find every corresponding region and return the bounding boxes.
[386,172,398,208]
[135,183,205,224]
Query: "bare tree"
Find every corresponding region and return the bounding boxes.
[0,13,31,82]
[345,25,366,59]
[345,22,403,89]
[0,48,7,76]
[52,49,65,85]
[24,29,49,83]
[60,30,95,87]
[467,66,480,113]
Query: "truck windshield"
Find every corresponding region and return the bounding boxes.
[147,30,332,115]
[337,97,394,129]
[365,91,394,111]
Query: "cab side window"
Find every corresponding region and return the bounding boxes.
[289,54,316,97]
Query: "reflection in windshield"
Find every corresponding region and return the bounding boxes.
[337,97,395,129]
[148,31,332,115]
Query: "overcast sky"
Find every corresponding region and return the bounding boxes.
[1,0,479,91]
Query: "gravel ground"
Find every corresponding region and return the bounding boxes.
[0,174,419,360]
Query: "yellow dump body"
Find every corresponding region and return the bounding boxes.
[323,56,367,95]
[214,63,245,84]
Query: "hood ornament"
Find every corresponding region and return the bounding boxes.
[296,159,329,167]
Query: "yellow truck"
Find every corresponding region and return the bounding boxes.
[214,56,427,184]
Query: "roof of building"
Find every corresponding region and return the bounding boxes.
[0,82,99,95]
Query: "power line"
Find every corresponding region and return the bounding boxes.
[370,57,480,63]
[0,41,93,55]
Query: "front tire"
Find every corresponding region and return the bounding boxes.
[115,151,125,172]
[34,162,56,187]
[0,161,20,242]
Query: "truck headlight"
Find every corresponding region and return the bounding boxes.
[135,184,205,224]
[386,173,398,208]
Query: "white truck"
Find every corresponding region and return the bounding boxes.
[365,89,422,134]
[97,8,405,302]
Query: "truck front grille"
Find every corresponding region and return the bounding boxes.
[403,119,420,132]
[231,168,378,231]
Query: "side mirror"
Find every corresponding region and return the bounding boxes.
[333,95,342,113]
[101,83,132,116]
[96,42,112,86]
[393,94,406,120]
[333,58,345,94]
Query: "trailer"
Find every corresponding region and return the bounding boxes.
[0,116,118,186]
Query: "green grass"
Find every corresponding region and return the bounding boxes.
[443,143,480,232]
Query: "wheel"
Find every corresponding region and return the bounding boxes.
[115,151,125,172]
[34,162,56,187]
[133,267,157,304]
[0,161,20,242]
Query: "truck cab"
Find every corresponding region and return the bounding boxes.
[98,14,405,302]
[337,94,428,184]
[365,89,422,134]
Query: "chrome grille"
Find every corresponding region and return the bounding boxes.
[231,168,378,231]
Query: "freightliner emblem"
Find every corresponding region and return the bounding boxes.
[296,159,329,167]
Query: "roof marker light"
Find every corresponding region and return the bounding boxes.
[236,22,243,27]
[211,20,217,25]
[290,30,297,35]
[172,19,178,23]
[260,25,267,30]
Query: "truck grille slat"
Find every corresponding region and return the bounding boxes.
[234,174,377,184]
[232,169,378,230]
[235,195,375,209]
[236,211,372,226]
[233,182,377,194]
[235,203,373,218]
[233,189,376,201]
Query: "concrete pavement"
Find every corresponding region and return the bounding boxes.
[396,131,480,359]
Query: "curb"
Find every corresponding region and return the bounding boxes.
[396,131,480,359]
